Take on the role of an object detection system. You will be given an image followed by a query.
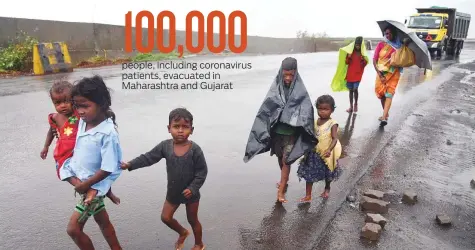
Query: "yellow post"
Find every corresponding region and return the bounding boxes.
[32,44,44,75]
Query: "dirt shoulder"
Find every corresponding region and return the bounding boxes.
[314,62,475,249]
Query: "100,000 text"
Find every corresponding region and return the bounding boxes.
[124,10,247,57]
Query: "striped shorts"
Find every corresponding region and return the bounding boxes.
[75,194,105,222]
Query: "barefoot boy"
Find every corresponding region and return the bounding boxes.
[331,36,369,112]
[121,108,207,250]
[345,36,367,113]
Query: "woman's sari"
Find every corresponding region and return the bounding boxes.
[374,38,403,99]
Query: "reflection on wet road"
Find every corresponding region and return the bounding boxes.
[316,61,475,250]
[0,49,474,249]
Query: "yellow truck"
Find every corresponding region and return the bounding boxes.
[405,7,471,58]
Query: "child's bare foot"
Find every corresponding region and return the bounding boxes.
[353,104,358,112]
[191,244,206,250]
[320,189,330,199]
[84,196,93,205]
[84,189,97,205]
[299,196,312,203]
[107,192,121,205]
[346,107,353,113]
[175,229,189,250]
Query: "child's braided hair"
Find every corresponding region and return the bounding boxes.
[71,75,117,128]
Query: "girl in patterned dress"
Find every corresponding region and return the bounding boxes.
[297,95,342,202]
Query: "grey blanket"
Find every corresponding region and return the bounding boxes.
[243,57,317,165]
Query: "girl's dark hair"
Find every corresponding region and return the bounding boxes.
[315,94,336,111]
[71,75,117,127]
[169,108,193,126]
[50,80,73,96]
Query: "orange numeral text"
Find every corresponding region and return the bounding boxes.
[125,10,247,57]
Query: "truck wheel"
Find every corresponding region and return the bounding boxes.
[436,49,442,59]
[446,47,454,56]
[455,42,462,56]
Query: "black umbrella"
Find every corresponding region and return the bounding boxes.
[377,20,432,70]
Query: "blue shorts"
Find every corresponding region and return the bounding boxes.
[346,81,360,90]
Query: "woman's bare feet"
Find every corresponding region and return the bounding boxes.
[378,116,388,126]
[277,190,288,203]
[191,244,206,250]
[175,229,190,250]
[299,196,312,203]
[320,189,330,199]
[277,197,288,203]
[107,192,121,205]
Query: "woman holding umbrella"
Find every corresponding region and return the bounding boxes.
[373,26,410,126]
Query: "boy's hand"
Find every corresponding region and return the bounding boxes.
[75,182,90,194]
[183,189,192,199]
[40,147,48,159]
[120,162,130,170]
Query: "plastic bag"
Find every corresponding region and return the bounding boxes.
[390,45,415,68]
[243,63,317,165]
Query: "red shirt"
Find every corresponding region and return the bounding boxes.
[48,111,80,179]
[345,52,367,82]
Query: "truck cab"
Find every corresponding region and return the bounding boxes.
[405,7,471,58]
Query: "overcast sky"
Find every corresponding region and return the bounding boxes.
[1,0,473,38]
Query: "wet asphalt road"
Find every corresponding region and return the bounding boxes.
[1,49,474,250]
[315,61,475,250]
